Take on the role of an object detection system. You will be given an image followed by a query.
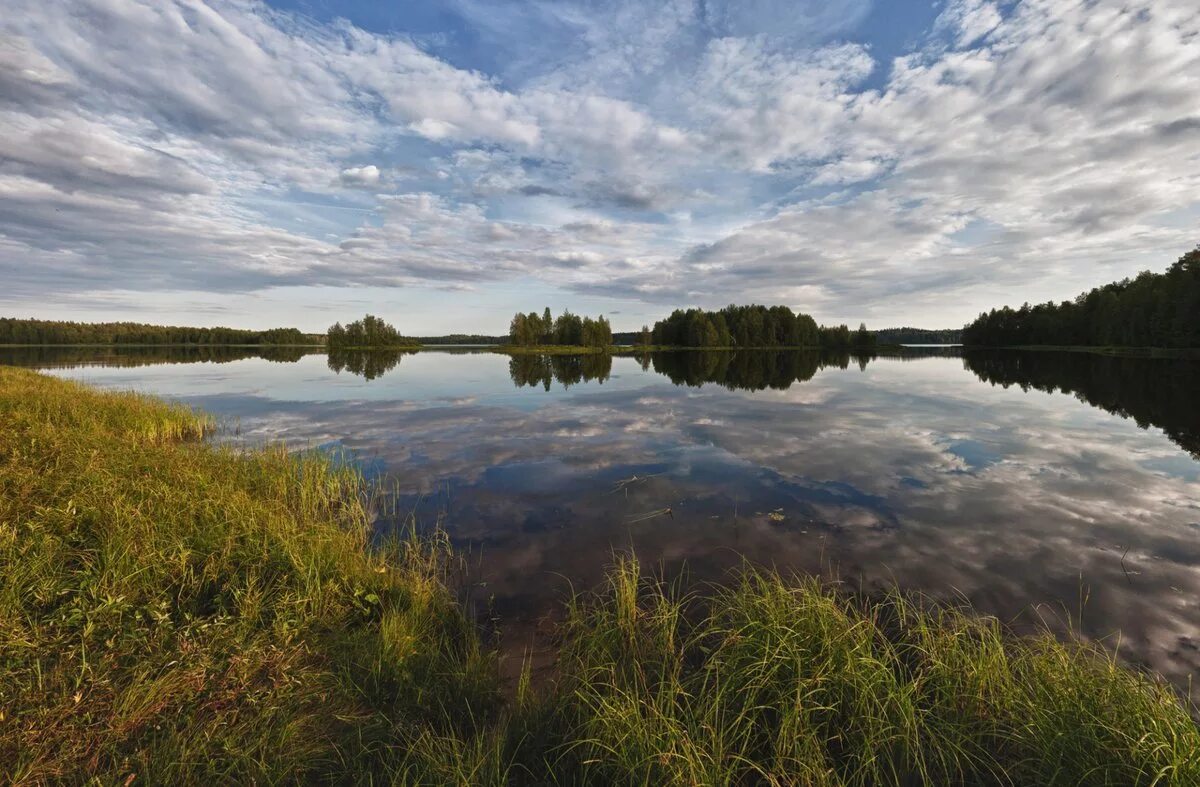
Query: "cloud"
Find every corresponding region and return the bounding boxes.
[934,0,1003,48]
[1,0,1197,328]
[339,164,381,187]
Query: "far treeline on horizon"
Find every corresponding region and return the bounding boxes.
[1,248,1197,350]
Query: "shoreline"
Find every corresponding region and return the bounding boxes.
[6,341,1199,358]
[1,366,1197,782]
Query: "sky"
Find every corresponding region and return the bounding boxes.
[1,0,1197,334]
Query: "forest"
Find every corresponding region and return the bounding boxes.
[0,317,314,346]
[326,315,418,348]
[962,247,1200,348]
[508,308,613,347]
[647,305,876,350]
[417,333,505,345]
[874,327,962,345]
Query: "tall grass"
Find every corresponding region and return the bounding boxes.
[0,367,496,783]
[2,366,1197,784]
[530,563,1200,785]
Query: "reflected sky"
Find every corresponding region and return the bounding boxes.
[7,347,1199,697]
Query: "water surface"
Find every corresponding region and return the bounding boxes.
[7,346,1199,694]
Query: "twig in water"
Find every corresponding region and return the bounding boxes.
[1120,546,1141,584]
[610,472,663,497]
[626,507,673,524]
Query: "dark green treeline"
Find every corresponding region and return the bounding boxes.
[327,314,418,349]
[875,327,962,344]
[509,308,613,347]
[0,317,312,346]
[647,305,876,350]
[962,248,1200,348]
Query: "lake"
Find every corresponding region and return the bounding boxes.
[6,345,1199,695]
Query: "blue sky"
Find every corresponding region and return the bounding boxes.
[1,0,1197,333]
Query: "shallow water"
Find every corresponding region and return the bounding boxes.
[7,345,1199,694]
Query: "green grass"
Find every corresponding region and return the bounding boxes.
[530,561,1200,785]
[0,367,496,783]
[2,366,1197,784]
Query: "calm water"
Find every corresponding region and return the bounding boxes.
[6,346,1199,693]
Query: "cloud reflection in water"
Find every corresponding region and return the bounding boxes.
[14,347,1200,696]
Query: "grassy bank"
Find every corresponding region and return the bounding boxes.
[2,366,1197,784]
[0,367,496,783]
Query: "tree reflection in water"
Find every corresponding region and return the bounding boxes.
[508,353,613,389]
[963,349,1200,458]
[326,347,415,381]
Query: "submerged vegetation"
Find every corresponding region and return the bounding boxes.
[2,366,1198,784]
[963,247,1200,348]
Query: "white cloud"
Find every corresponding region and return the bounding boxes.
[934,0,1004,48]
[339,164,381,187]
[1,0,1197,328]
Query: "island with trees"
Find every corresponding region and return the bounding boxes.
[643,305,877,351]
[326,314,419,349]
[503,304,877,353]
[506,308,614,352]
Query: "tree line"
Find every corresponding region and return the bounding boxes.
[327,315,417,348]
[417,334,506,345]
[644,305,876,350]
[0,318,314,346]
[874,327,962,345]
[962,248,1200,348]
[508,308,613,347]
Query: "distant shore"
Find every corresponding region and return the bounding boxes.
[3,341,1198,359]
